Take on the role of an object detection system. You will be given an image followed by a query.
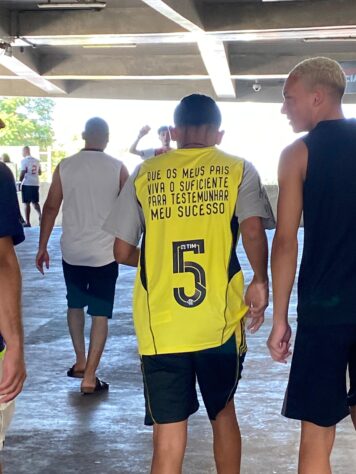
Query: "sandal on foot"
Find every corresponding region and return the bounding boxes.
[81,378,109,395]
[67,365,85,379]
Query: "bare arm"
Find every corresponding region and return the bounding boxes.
[129,125,150,156]
[0,236,26,402]
[267,140,307,362]
[38,163,42,176]
[36,165,63,274]
[240,216,269,333]
[19,170,25,182]
[119,164,129,189]
[114,238,140,267]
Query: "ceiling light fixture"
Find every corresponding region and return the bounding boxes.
[37,1,106,10]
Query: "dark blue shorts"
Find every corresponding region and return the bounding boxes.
[21,185,39,203]
[282,323,356,427]
[141,330,246,426]
[62,260,118,318]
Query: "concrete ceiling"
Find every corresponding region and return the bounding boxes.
[0,0,356,102]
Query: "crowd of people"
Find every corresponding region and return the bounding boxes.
[0,56,355,474]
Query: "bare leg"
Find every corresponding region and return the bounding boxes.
[350,406,356,430]
[81,316,108,389]
[67,308,86,372]
[24,203,31,225]
[151,420,188,474]
[298,421,336,474]
[32,202,42,223]
[211,399,241,474]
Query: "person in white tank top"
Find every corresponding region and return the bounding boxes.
[35,118,129,394]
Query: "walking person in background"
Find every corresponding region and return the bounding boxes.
[105,94,274,473]
[129,124,172,159]
[36,117,128,394]
[19,146,42,227]
[268,57,356,473]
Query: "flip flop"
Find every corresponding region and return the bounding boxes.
[67,365,85,379]
[81,378,109,395]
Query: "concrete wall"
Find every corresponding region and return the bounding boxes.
[20,182,279,228]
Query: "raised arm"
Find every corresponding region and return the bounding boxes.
[129,125,151,156]
[267,139,307,363]
[36,165,63,273]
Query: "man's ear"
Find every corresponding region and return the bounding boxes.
[169,126,178,142]
[313,88,324,107]
[81,131,86,141]
[215,130,224,145]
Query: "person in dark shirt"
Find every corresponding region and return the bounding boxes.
[268,57,356,473]
[0,162,26,448]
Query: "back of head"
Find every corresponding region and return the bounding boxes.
[289,57,346,100]
[174,94,222,128]
[83,117,109,148]
[1,153,10,163]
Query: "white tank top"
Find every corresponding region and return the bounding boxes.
[59,150,123,266]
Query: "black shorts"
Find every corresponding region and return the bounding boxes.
[62,260,118,318]
[282,323,356,427]
[141,329,246,425]
[21,185,39,203]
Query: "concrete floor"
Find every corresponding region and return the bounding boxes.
[0,228,355,474]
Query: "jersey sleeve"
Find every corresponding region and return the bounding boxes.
[235,161,275,229]
[103,166,144,246]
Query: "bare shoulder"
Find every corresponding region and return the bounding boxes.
[279,138,308,179]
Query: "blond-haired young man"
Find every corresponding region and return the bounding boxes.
[268,57,356,473]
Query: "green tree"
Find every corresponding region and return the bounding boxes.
[0,97,55,149]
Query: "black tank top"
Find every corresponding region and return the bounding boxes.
[298,118,356,325]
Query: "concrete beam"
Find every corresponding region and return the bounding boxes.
[141,0,204,31]
[17,7,186,36]
[0,8,10,40]
[161,0,204,29]
[141,1,235,98]
[229,52,356,76]
[0,47,66,94]
[38,52,206,76]
[202,0,356,31]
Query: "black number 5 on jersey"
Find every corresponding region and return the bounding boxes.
[172,239,206,308]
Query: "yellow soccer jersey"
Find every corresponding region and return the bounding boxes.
[133,147,249,355]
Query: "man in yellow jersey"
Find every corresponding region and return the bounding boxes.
[104,94,274,473]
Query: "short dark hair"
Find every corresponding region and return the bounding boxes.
[84,117,109,136]
[157,125,169,135]
[174,94,221,128]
